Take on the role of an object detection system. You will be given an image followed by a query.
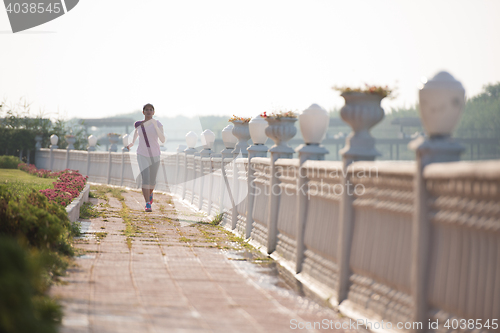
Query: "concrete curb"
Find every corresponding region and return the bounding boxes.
[66,183,90,222]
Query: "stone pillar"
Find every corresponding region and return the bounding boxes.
[336,92,385,303]
[107,151,112,184]
[246,144,268,238]
[246,115,269,238]
[265,117,297,253]
[184,132,198,200]
[295,104,330,273]
[49,134,58,170]
[408,71,465,332]
[35,135,42,150]
[230,121,250,229]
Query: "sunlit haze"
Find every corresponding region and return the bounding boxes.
[1,0,499,120]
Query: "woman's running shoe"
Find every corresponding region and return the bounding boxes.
[149,193,153,204]
[145,202,152,212]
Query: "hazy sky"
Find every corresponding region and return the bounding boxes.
[1,0,499,120]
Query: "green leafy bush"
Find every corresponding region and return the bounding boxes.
[0,155,20,169]
[0,187,79,256]
[0,236,62,333]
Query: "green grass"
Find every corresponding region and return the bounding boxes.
[79,202,101,219]
[210,213,224,225]
[0,169,54,196]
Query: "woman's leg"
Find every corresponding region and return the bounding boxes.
[142,188,150,202]
[138,155,152,203]
[148,157,160,203]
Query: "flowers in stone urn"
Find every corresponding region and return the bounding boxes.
[260,110,298,119]
[228,115,251,123]
[332,84,394,98]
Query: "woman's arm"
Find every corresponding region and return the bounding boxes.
[126,128,139,150]
[153,120,166,143]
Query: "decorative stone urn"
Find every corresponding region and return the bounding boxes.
[35,135,43,150]
[108,134,120,152]
[265,117,297,158]
[339,92,385,160]
[231,120,251,158]
[419,71,465,137]
[65,135,76,150]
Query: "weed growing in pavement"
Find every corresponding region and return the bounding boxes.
[210,212,224,225]
[118,202,138,250]
[90,185,125,202]
[95,232,107,242]
[79,202,101,219]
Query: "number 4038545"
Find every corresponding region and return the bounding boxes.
[444,319,498,330]
[6,3,61,14]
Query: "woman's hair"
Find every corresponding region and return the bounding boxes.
[143,103,155,111]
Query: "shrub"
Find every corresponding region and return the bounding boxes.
[0,236,62,333]
[0,187,78,256]
[0,155,20,169]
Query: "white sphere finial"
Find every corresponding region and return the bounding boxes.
[185,131,198,148]
[419,71,465,137]
[50,134,58,146]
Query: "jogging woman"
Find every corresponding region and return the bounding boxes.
[126,103,165,212]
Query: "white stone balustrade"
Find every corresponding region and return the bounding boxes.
[34,71,499,333]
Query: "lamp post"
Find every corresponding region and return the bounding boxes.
[295,104,330,273]
[200,129,216,157]
[408,71,465,331]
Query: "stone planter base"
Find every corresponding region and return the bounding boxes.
[66,183,90,222]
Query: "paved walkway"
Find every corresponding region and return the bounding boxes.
[51,186,361,333]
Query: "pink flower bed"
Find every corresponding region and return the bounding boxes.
[18,163,88,207]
